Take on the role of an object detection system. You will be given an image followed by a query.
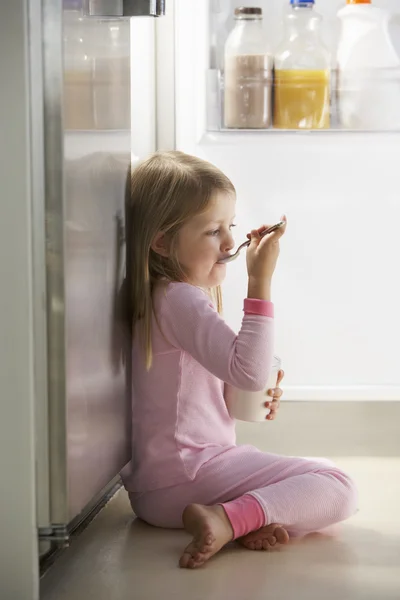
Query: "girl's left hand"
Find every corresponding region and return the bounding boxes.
[265,370,284,421]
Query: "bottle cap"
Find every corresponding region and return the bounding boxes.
[234,7,262,17]
[290,0,315,5]
[346,0,371,4]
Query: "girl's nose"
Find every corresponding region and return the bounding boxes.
[222,232,235,253]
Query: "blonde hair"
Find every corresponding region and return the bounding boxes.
[125,151,235,369]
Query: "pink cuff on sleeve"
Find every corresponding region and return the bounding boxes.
[244,298,274,318]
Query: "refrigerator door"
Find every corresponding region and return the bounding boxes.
[38,0,156,540]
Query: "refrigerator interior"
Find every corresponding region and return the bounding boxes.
[173,0,400,401]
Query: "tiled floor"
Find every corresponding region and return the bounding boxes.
[41,403,400,600]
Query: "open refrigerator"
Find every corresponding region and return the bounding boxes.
[3,2,400,594]
[11,0,399,565]
[167,0,400,404]
[34,0,400,556]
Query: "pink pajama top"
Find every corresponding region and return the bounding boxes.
[124,281,274,493]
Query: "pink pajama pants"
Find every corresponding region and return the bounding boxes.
[128,445,358,538]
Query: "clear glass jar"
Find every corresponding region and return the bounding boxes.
[92,19,131,130]
[274,0,331,130]
[63,1,95,130]
[224,7,272,129]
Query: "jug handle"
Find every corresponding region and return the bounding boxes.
[383,13,400,59]
[389,13,400,27]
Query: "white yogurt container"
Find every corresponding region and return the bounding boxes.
[227,356,282,422]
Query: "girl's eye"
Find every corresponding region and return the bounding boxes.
[208,224,236,236]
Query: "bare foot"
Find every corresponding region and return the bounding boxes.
[179,504,234,569]
[239,524,290,551]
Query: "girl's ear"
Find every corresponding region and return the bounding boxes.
[151,232,170,258]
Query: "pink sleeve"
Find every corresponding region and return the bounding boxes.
[157,283,274,392]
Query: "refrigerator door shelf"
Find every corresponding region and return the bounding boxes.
[207,68,400,134]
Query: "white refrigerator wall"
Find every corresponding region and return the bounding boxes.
[173,0,400,400]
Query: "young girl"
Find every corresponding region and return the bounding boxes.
[122,151,357,569]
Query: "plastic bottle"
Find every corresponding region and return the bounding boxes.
[224,7,272,129]
[337,0,400,130]
[274,0,331,130]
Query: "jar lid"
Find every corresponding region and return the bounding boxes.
[234,7,262,17]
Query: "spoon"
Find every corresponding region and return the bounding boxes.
[218,221,285,264]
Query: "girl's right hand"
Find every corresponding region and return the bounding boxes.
[246,216,287,283]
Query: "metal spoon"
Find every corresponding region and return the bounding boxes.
[218,221,285,264]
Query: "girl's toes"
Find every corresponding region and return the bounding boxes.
[275,527,290,544]
[205,534,214,545]
[179,552,191,568]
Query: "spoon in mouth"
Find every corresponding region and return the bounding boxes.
[217,221,285,265]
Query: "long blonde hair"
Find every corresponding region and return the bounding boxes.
[125,151,235,369]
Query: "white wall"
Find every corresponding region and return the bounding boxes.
[0,1,39,599]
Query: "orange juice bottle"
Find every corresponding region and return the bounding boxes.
[274,0,331,130]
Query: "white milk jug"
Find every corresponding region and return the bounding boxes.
[337,0,400,130]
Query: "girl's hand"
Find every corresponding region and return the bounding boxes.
[246,217,287,283]
[264,370,284,421]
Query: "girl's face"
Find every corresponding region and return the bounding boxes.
[175,192,236,289]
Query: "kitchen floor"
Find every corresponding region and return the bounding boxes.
[41,403,400,600]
